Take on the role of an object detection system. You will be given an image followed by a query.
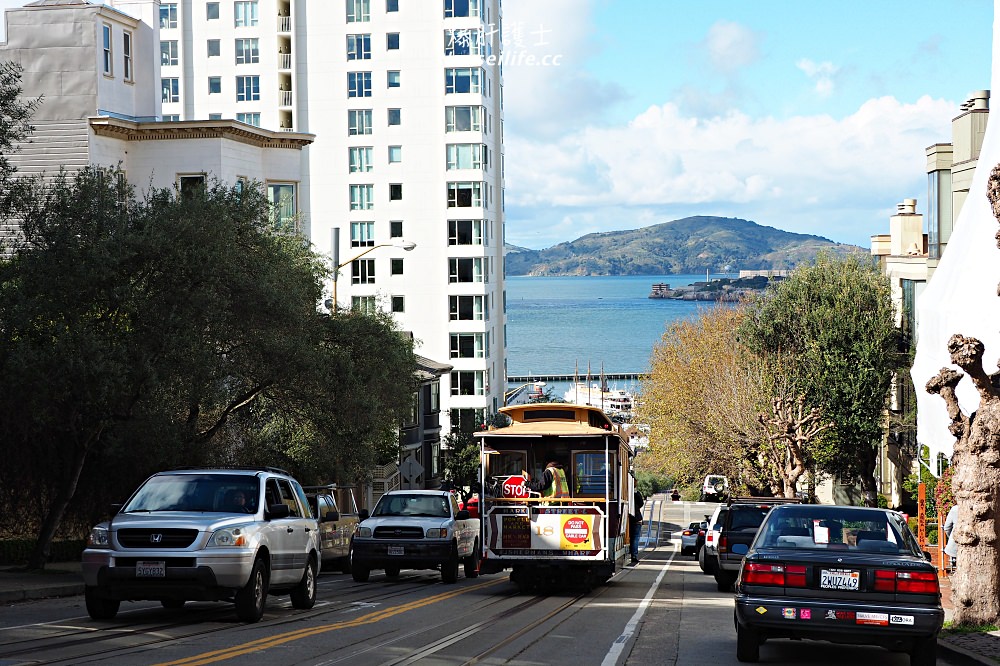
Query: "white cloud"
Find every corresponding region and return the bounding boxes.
[703,21,762,73]
[797,58,840,97]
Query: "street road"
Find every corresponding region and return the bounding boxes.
[0,498,966,665]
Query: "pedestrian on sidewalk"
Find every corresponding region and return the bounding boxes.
[629,488,644,564]
[943,504,959,572]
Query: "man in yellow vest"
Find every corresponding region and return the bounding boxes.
[523,461,569,498]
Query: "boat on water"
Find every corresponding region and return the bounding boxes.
[563,382,634,415]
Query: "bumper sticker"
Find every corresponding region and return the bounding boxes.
[799,608,812,620]
[890,614,915,625]
[825,610,856,621]
[755,606,767,615]
[782,608,797,619]
[856,612,889,626]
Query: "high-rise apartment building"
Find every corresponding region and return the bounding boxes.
[55,0,508,432]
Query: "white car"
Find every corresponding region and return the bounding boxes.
[700,474,729,502]
[699,504,728,575]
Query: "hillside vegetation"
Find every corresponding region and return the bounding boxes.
[504,216,863,276]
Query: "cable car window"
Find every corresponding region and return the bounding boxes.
[573,451,615,497]
[487,450,525,477]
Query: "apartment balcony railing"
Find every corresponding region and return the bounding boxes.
[279,90,293,107]
[278,53,291,70]
[278,15,291,32]
[280,126,294,132]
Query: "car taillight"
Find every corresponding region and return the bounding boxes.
[719,535,728,553]
[707,533,714,544]
[682,529,692,536]
[698,530,705,536]
[875,569,939,594]
[785,565,807,587]
[744,562,785,586]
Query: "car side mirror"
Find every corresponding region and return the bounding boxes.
[110,503,122,516]
[267,503,291,519]
[358,508,370,521]
[923,550,932,561]
[456,509,471,520]
[325,511,340,522]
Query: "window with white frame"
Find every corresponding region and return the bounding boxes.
[207,2,219,19]
[387,71,400,88]
[449,257,484,283]
[387,108,401,126]
[444,28,483,56]
[446,144,485,170]
[444,0,480,18]
[160,3,177,29]
[447,181,482,207]
[388,145,402,163]
[208,77,221,94]
[391,295,404,312]
[450,333,485,359]
[389,184,402,200]
[346,0,370,22]
[387,33,400,50]
[390,258,404,275]
[160,40,178,66]
[445,106,483,132]
[237,112,261,126]
[350,184,374,210]
[348,72,372,97]
[350,221,375,247]
[235,1,258,27]
[347,34,371,60]
[352,258,375,284]
[209,113,223,120]
[448,219,484,245]
[163,114,180,121]
[122,31,133,81]
[390,220,403,238]
[449,294,484,320]
[349,146,373,172]
[450,370,485,396]
[352,296,377,313]
[236,75,260,101]
[208,39,221,57]
[235,38,259,64]
[267,183,296,232]
[445,68,482,94]
[387,0,399,11]
[102,24,113,75]
[348,109,373,135]
[161,77,180,103]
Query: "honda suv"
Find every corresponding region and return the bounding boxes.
[714,497,800,591]
[82,467,321,623]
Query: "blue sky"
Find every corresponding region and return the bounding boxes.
[501,0,993,250]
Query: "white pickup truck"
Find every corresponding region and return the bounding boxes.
[349,489,481,583]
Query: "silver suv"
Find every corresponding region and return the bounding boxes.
[82,467,320,623]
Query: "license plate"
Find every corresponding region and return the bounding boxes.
[136,560,166,578]
[387,546,404,556]
[821,568,859,590]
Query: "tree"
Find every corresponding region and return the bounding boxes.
[738,252,900,506]
[758,394,833,498]
[0,61,39,188]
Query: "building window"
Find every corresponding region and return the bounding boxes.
[449,294,484,320]
[208,77,222,94]
[387,33,400,50]
[445,28,483,56]
[160,3,178,29]
[446,105,483,132]
[163,114,180,122]
[388,145,402,163]
[448,219,484,245]
[348,109,373,135]
[237,112,261,126]
[387,70,401,88]
[268,183,297,232]
[122,31,133,81]
[389,183,402,200]
[349,146,374,172]
[444,0,480,18]
[348,72,372,97]
[445,67,482,94]
[352,296,377,313]
[207,39,221,57]
[236,75,260,101]
[347,0,370,22]
[235,1,259,26]
[161,77,180,103]
[390,220,403,238]
[387,0,399,11]
[387,108,401,125]
[446,144,486,170]
[447,181,482,207]
[209,113,223,120]
[351,221,375,247]
[102,24,113,75]
[352,258,375,284]
[350,184,374,210]
[450,333,484,359]
[391,295,404,312]
[391,258,403,275]
[450,371,485,396]
[207,2,220,19]
[235,38,260,64]
[451,408,486,434]
[179,175,206,199]
[160,40,179,66]
[449,257,484,283]
[347,34,371,60]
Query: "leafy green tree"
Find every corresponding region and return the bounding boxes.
[0,61,38,187]
[737,252,899,506]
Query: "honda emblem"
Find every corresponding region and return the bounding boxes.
[151,533,163,544]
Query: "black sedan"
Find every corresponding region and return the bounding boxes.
[733,504,943,665]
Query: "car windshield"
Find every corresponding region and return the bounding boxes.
[123,474,260,513]
[756,506,920,555]
[728,506,772,531]
[374,494,451,518]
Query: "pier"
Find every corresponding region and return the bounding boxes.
[507,372,644,383]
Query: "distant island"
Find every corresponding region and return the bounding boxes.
[650,273,787,301]
[504,216,864,276]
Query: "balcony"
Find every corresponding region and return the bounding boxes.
[279,90,292,107]
[278,15,291,32]
[278,52,291,70]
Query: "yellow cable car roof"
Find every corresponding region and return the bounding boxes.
[475,403,623,438]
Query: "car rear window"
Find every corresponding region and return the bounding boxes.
[728,506,771,531]
[757,506,919,555]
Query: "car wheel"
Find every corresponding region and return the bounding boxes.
[705,551,718,575]
[85,586,120,620]
[464,539,481,578]
[909,635,937,666]
[384,565,401,578]
[698,546,707,573]
[290,557,317,609]
[351,558,371,582]
[235,557,269,623]
[160,599,185,609]
[735,620,760,662]
[441,543,460,584]
[339,553,352,575]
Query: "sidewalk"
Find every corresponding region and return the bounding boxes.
[937,575,1000,664]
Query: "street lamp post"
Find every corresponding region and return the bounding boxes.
[330,227,416,310]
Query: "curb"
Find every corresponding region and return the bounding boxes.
[938,636,1000,666]
[0,582,84,605]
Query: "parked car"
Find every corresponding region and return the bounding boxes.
[304,485,360,574]
[700,474,729,502]
[700,505,729,575]
[681,521,702,555]
[734,504,943,665]
[715,497,800,591]
[81,467,321,623]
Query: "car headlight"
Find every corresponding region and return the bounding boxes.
[426,528,448,538]
[356,526,372,538]
[208,526,252,548]
[87,526,111,548]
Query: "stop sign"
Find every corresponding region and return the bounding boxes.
[501,475,529,498]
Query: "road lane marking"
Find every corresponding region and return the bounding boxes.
[601,545,677,666]
[154,578,505,666]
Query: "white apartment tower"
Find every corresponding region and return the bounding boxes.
[153,0,507,432]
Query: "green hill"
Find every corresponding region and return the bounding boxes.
[504,216,863,276]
